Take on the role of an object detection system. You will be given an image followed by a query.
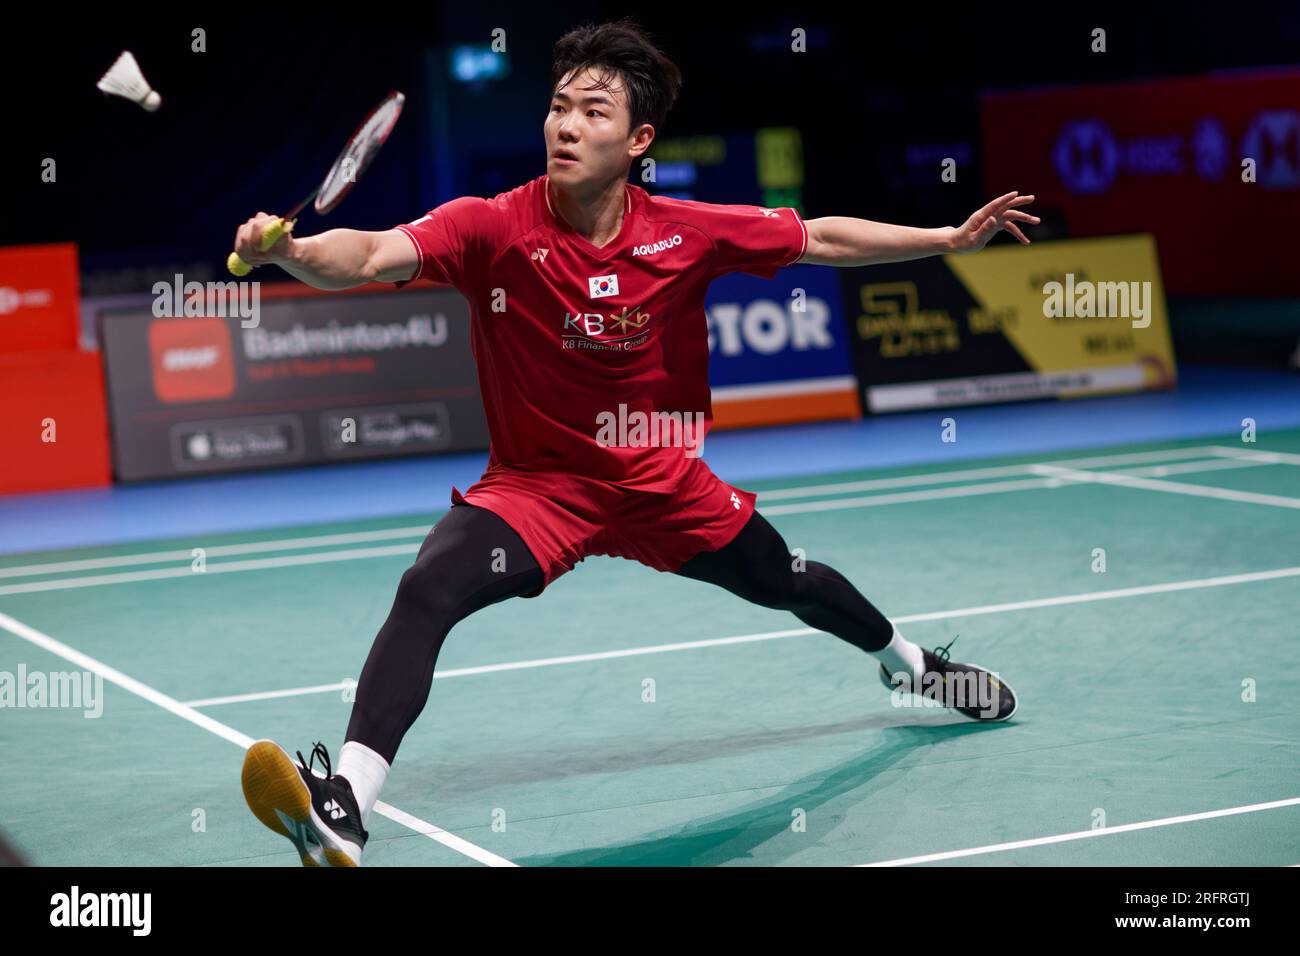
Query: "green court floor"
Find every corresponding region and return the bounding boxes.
[2,430,1298,866]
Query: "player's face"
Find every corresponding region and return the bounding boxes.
[546,67,649,188]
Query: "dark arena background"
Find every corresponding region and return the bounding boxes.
[0,1,1296,935]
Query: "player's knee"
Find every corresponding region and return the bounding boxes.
[393,564,430,610]
[394,555,462,620]
[749,566,806,612]
[776,560,829,612]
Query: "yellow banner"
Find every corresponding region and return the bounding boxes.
[944,234,1176,390]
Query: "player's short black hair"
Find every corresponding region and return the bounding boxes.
[551,18,683,138]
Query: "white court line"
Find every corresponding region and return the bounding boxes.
[0,445,1242,580]
[757,457,1281,515]
[2,456,1293,596]
[858,796,1300,866]
[1210,446,1300,466]
[0,526,431,580]
[183,628,817,707]
[757,464,1036,500]
[181,564,1300,708]
[1030,464,1300,509]
[185,681,367,708]
[0,610,515,867]
[0,478,1076,590]
[761,477,1061,515]
[757,445,1232,501]
[1128,458,1275,478]
[763,458,1279,516]
[0,544,420,596]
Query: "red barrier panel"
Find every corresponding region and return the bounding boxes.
[982,68,1300,296]
[0,243,80,352]
[0,350,111,495]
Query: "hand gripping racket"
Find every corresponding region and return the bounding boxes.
[227,90,406,276]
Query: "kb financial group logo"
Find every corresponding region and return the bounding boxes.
[1053,110,1300,194]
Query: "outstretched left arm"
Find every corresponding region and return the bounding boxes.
[797,191,1039,267]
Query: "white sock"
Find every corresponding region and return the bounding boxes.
[873,625,925,682]
[338,740,390,827]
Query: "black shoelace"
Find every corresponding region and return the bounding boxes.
[297,741,333,779]
[933,634,959,663]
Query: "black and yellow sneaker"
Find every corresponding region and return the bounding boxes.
[241,740,369,867]
[878,636,1018,722]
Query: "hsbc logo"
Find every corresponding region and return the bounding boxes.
[0,287,54,315]
[1053,109,1300,195]
[1242,110,1300,189]
[1053,120,1184,193]
[1052,120,1121,194]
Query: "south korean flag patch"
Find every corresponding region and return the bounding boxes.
[588,274,620,299]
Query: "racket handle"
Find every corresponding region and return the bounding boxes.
[226,217,295,276]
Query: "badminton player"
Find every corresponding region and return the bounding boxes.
[233,19,1039,866]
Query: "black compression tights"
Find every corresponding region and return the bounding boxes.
[673,509,895,655]
[344,504,543,763]
[345,504,894,764]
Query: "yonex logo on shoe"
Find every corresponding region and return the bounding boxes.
[324,799,345,820]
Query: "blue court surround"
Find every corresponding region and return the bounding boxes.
[2,364,1297,555]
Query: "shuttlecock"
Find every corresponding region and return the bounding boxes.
[97,50,161,112]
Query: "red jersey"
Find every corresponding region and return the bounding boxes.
[395,174,807,491]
